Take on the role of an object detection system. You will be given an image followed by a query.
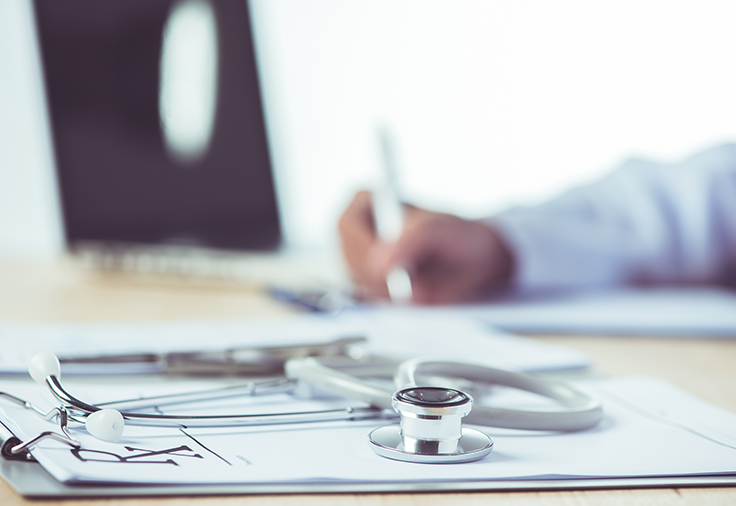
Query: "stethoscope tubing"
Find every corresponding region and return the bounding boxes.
[287,357,603,432]
[396,358,603,431]
[36,356,601,432]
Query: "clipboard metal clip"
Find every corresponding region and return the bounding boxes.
[0,392,80,461]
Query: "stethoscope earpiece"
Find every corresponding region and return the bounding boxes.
[28,352,61,386]
[85,409,125,442]
[28,353,126,443]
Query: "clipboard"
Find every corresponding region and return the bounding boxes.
[3,375,736,499]
[3,457,736,498]
[1,325,735,501]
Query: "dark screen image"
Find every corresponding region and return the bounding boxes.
[34,0,281,251]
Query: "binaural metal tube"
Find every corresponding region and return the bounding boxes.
[43,373,395,429]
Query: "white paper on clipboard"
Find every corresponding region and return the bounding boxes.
[1,376,735,487]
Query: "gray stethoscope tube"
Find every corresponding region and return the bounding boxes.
[286,357,603,432]
[398,358,603,431]
[1,352,602,464]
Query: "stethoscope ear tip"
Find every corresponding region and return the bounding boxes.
[29,352,61,386]
[86,409,125,442]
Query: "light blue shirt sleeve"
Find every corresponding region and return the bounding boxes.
[492,143,736,292]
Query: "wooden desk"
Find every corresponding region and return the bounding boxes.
[1,259,735,506]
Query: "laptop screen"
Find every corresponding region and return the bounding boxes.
[33,0,281,251]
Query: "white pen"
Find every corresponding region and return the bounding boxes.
[373,127,413,303]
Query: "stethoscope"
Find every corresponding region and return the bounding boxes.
[0,352,602,464]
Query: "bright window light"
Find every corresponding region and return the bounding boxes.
[159,0,219,164]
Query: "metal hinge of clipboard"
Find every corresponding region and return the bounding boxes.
[0,395,81,463]
[0,419,37,462]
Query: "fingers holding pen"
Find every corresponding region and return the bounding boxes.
[374,207,452,303]
[343,201,478,303]
[338,191,374,257]
[338,191,390,298]
[378,209,514,304]
[338,191,513,303]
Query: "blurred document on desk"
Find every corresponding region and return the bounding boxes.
[0,309,589,375]
[1,376,734,487]
[462,287,736,336]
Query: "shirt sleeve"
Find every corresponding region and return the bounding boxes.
[491,143,736,292]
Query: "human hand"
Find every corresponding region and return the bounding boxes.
[338,191,514,304]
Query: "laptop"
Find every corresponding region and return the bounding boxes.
[32,0,305,284]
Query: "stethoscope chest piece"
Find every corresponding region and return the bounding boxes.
[368,386,493,464]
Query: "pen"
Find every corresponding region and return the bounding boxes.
[374,127,413,303]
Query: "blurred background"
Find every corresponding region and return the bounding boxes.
[1,0,736,260]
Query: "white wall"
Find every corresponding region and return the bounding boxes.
[2,0,736,256]
[0,0,62,257]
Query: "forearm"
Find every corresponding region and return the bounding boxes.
[492,144,736,292]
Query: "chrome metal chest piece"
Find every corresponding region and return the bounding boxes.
[368,387,494,464]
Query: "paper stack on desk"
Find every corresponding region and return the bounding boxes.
[0,309,590,375]
[458,287,736,336]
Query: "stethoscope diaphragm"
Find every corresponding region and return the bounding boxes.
[368,386,494,464]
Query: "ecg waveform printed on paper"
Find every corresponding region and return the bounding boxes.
[71,445,204,466]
